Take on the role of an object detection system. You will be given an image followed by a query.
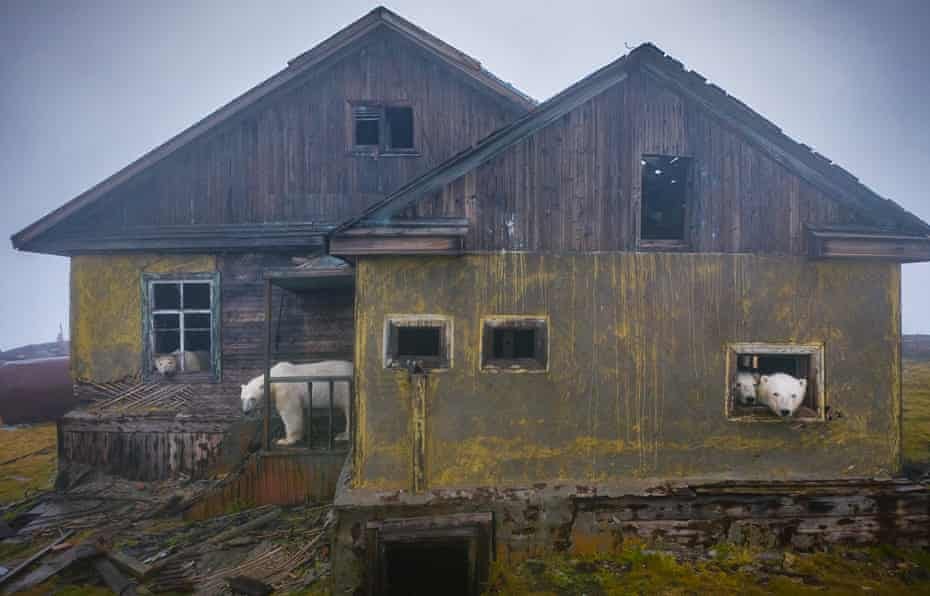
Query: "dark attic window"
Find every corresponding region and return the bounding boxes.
[385,316,451,370]
[385,107,414,150]
[353,106,381,147]
[640,154,691,245]
[481,317,548,372]
[727,343,824,422]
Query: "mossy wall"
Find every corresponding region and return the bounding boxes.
[70,254,216,383]
[353,253,901,490]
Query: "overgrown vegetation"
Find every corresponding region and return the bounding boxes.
[904,358,930,468]
[485,543,930,595]
[0,422,56,503]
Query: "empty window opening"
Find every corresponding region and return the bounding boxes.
[146,277,218,379]
[727,343,824,421]
[397,326,441,358]
[641,154,690,242]
[385,106,414,150]
[385,316,451,370]
[482,317,548,372]
[353,106,381,147]
[384,540,470,596]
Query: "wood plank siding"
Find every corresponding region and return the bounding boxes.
[50,29,523,242]
[411,70,868,254]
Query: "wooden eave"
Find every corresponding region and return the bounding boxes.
[11,6,534,255]
[808,226,930,262]
[335,43,930,240]
[329,217,468,256]
[24,223,332,256]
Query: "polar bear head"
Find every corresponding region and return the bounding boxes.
[240,375,265,414]
[732,371,760,405]
[154,354,178,376]
[759,373,807,418]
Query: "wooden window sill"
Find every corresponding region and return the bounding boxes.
[637,239,690,251]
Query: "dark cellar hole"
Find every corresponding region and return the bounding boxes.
[384,539,470,596]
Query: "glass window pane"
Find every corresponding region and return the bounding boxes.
[184,330,211,352]
[154,314,179,330]
[153,283,180,310]
[183,283,211,309]
[155,330,180,354]
[184,313,211,329]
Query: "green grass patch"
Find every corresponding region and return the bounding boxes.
[0,423,56,503]
[904,359,930,467]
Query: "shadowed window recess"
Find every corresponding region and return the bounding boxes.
[352,104,416,153]
[640,154,691,243]
[481,317,548,371]
[145,275,220,379]
[727,343,824,421]
[384,316,451,370]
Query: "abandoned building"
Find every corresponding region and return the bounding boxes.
[11,7,930,594]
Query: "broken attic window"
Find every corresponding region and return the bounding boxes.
[384,316,451,370]
[385,107,414,150]
[481,317,548,371]
[641,154,690,242]
[147,279,216,377]
[354,106,381,147]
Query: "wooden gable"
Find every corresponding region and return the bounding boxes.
[333,44,930,260]
[12,9,531,255]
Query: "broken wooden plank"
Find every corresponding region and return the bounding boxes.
[106,550,152,580]
[206,508,283,545]
[0,529,75,589]
[93,557,137,596]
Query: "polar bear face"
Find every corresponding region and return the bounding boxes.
[759,373,807,418]
[240,377,264,414]
[732,371,760,405]
[154,354,178,376]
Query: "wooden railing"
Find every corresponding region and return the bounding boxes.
[262,375,353,451]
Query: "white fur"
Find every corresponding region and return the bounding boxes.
[153,350,210,375]
[758,372,807,418]
[240,361,353,446]
[732,371,760,405]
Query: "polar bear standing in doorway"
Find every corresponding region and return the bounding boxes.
[240,361,353,446]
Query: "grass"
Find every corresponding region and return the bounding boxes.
[904,359,930,467]
[485,543,930,595]
[0,422,56,503]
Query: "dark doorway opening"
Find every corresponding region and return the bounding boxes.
[384,539,470,596]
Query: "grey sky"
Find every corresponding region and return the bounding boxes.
[1,0,928,350]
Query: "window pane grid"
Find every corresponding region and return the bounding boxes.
[149,280,214,374]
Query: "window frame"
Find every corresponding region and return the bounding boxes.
[725,342,825,422]
[348,101,420,157]
[638,154,693,251]
[141,272,221,383]
[480,316,549,373]
[383,315,452,371]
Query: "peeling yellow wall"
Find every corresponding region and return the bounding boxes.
[353,253,901,491]
[70,254,216,383]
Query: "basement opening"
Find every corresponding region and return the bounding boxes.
[481,316,548,372]
[727,343,824,421]
[384,539,470,596]
[640,154,691,246]
[384,316,452,370]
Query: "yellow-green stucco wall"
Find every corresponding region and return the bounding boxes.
[353,253,901,491]
[70,254,216,383]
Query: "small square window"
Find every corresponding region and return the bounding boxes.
[481,317,548,372]
[640,154,690,244]
[726,343,824,421]
[384,316,452,370]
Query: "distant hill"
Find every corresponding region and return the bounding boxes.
[0,341,69,363]
[904,335,930,361]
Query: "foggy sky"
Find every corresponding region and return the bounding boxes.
[1,0,928,350]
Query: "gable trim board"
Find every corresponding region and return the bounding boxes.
[335,44,930,248]
[10,7,534,254]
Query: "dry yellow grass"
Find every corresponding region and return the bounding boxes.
[903,359,930,467]
[0,422,57,503]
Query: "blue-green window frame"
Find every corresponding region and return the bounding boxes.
[141,271,221,383]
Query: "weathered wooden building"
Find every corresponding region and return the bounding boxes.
[12,7,930,594]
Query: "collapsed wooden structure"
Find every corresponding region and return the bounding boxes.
[11,6,930,594]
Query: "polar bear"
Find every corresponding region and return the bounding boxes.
[240,361,353,446]
[732,371,760,406]
[757,372,807,418]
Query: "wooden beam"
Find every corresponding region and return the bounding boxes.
[329,235,463,255]
[808,230,930,262]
